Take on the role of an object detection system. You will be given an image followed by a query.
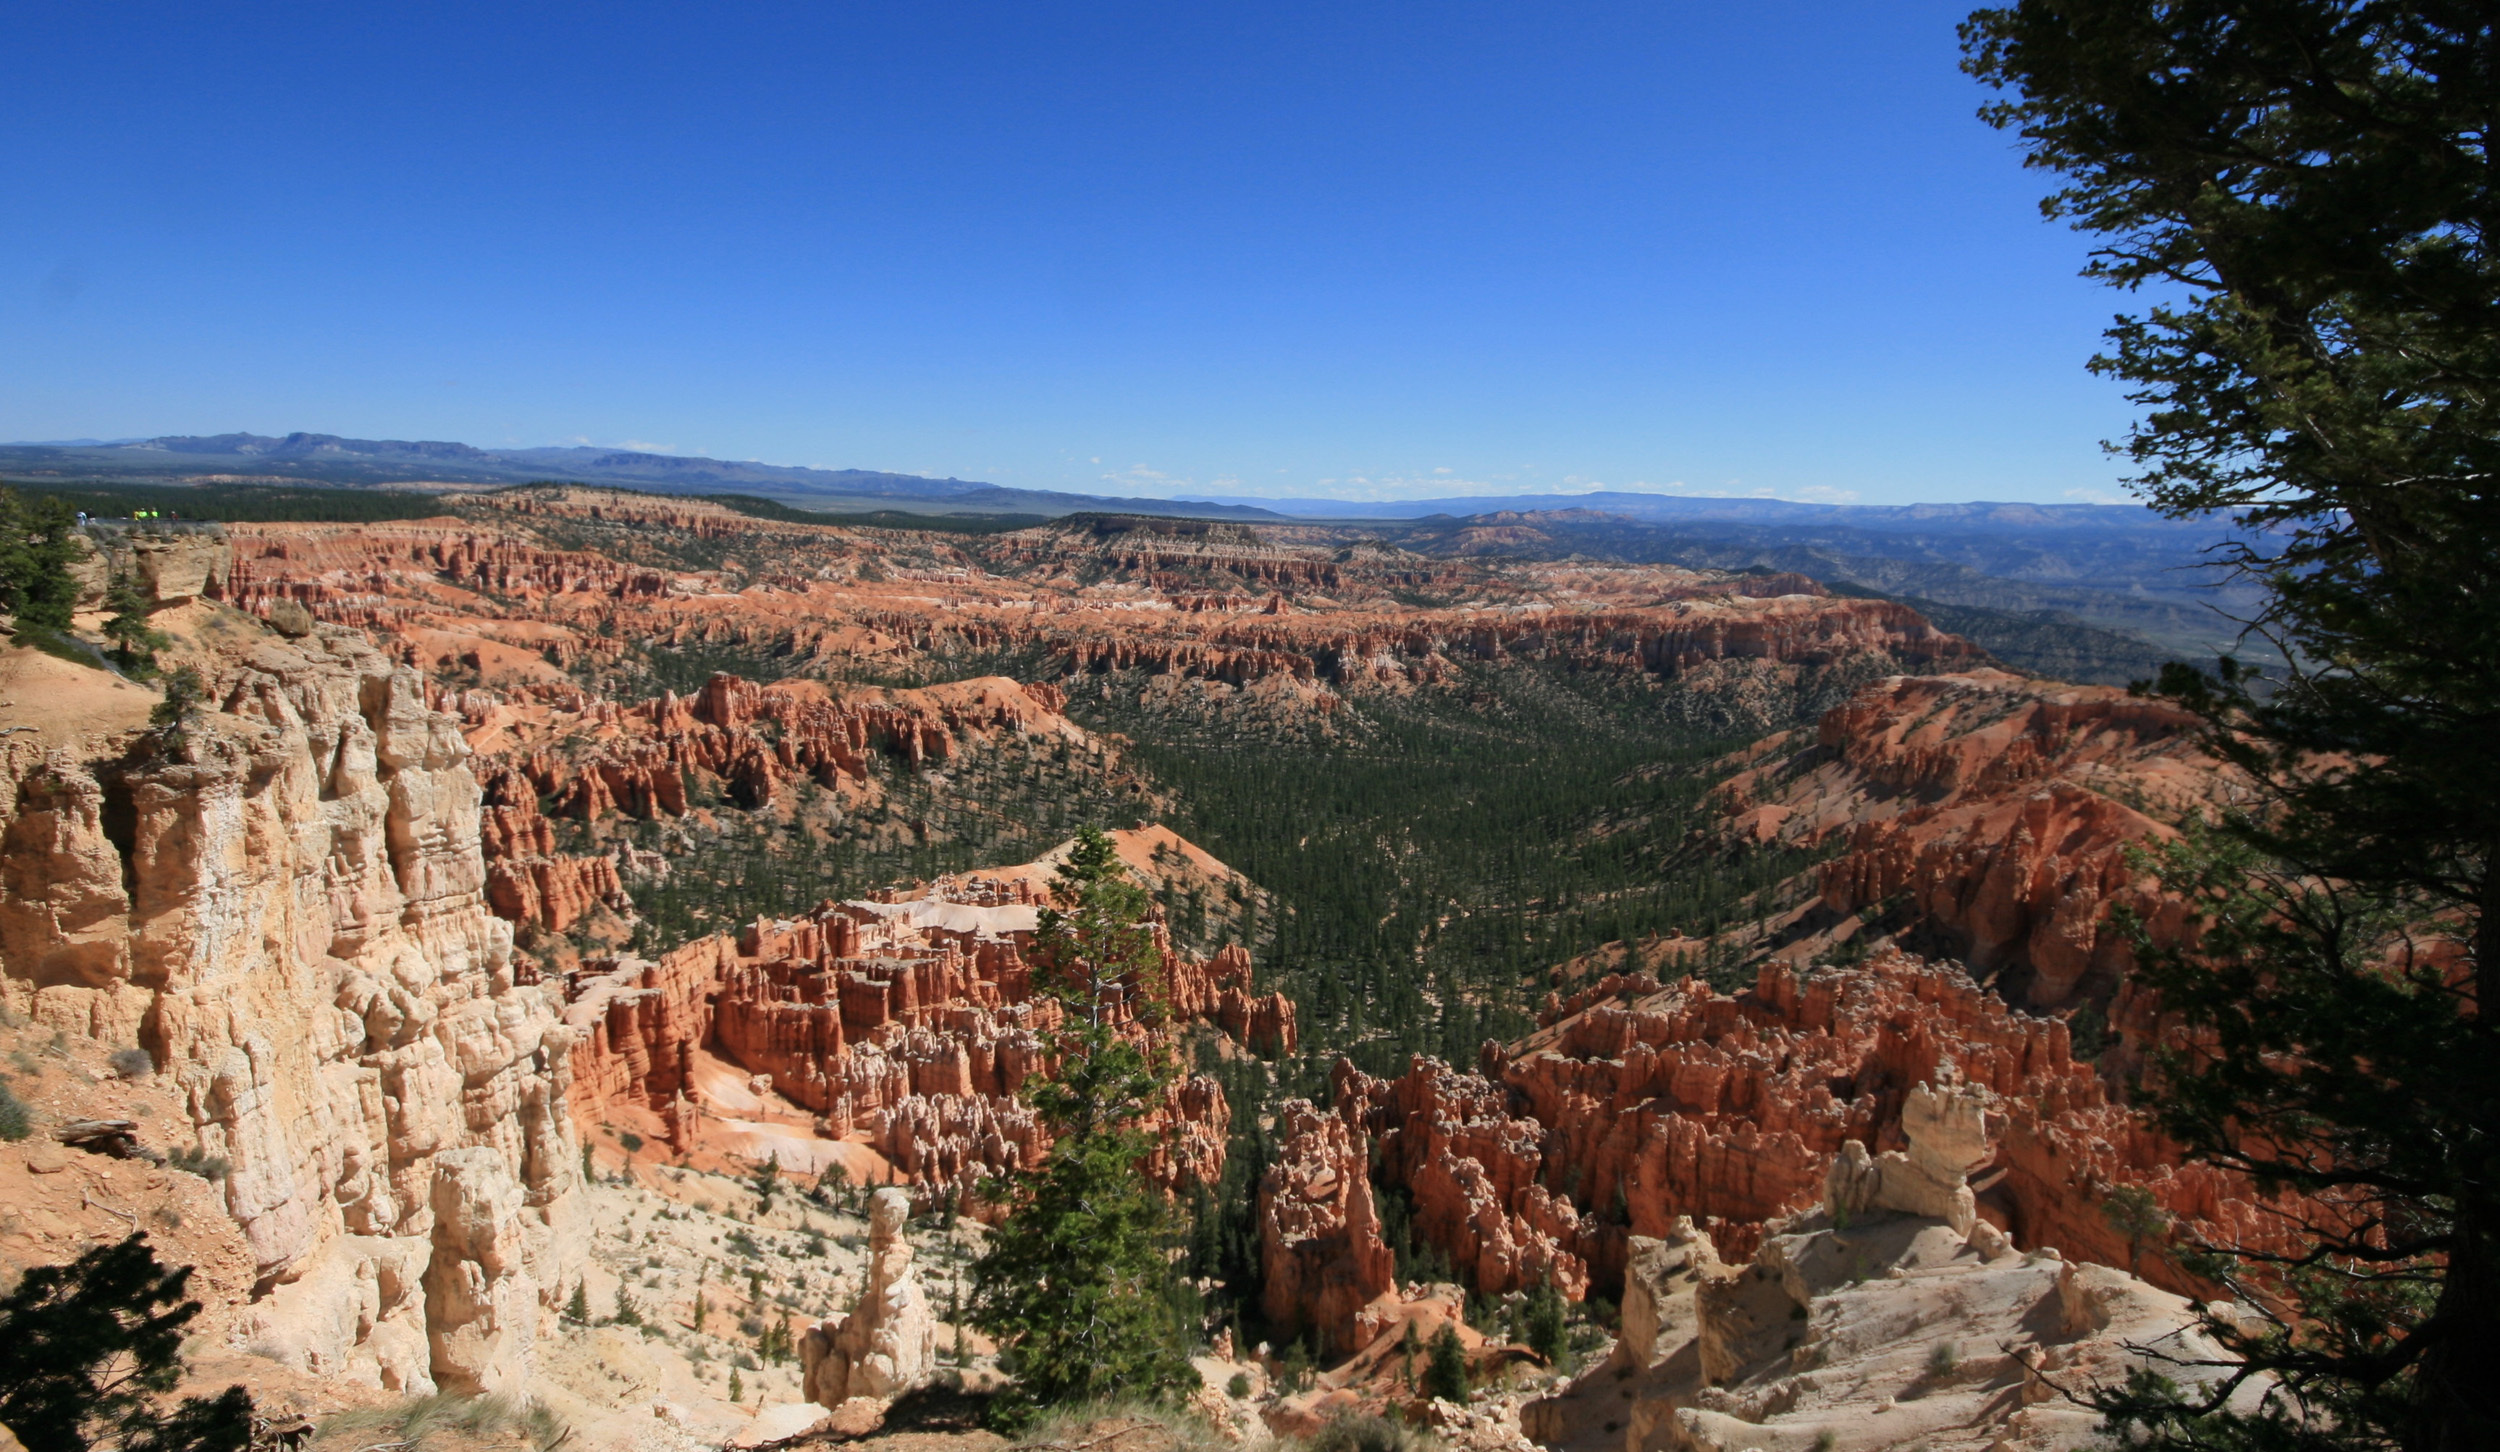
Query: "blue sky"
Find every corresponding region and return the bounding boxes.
[0,2,2139,505]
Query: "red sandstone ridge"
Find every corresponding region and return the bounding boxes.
[454,671,1080,818]
[413,668,1089,944]
[213,498,1984,715]
[1260,951,2284,1354]
[562,832,1294,1200]
[1716,669,2223,1007]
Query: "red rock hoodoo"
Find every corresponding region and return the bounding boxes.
[564,850,1293,1199]
[1262,952,2284,1354]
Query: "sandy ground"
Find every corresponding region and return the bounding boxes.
[0,641,157,749]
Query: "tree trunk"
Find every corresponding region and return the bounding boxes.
[2411,868,2500,1449]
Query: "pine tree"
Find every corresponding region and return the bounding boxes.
[1962,5,2500,1446]
[728,1367,743,1403]
[972,826,1195,1425]
[100,569,166,672]
[566,1282,593,1325]
[0,1233,254,1452]
[0,491,83,632]
[1030,826,1165,1037]
[613,1285,641,1327]
[147,666,207,755]
[1424,1325,1469,1404]
[1523,1278,1567,1368]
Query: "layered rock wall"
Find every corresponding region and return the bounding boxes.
[0,626,587,1394]
[1717,670,2217,1006]
[218,514,1985,711]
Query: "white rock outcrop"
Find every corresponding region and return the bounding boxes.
[800,1187,937,1408]
[0,624,589,1393]
[1510,1069,2262,1452]
[1821,1075,1994,1235]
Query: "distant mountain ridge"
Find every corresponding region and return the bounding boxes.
[0,430,1291,521]
[2,428,2259,674]
[1193,488,2194,532]
[5,430,2190,531]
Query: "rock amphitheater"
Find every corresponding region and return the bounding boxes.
[0,498,2274,1451]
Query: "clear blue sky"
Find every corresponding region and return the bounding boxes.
[0,2,2139,505]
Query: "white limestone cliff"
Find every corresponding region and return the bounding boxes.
[0,622,588,1393]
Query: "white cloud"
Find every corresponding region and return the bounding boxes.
[2062,486,2132,505]
[622,439,675,454]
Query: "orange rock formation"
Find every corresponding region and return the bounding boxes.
[1264,952,2281,1353]
[1718,668,2220,1007]
[561,844,1293,1199]
[211,496,1984,713]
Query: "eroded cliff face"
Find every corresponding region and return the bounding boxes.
[217,503,1984,715]
[1716,669,2219,1007]
[1263,953,2282,1355]
[563,840,1292,1200]
[1258,1100,1395,1356]
[0,624,586,1395]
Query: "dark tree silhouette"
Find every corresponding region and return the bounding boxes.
[0,1234,253,1452]
[1964,4,2500,1447]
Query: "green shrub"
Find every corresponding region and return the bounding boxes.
[1307,1413,1433,1452]
[0,1080,31,1141]
[167,1145,229,1182]
[320,1393,568,1452]
[1521,1278,1566,1366]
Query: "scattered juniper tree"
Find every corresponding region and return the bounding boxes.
[1963,4,2500,1447]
